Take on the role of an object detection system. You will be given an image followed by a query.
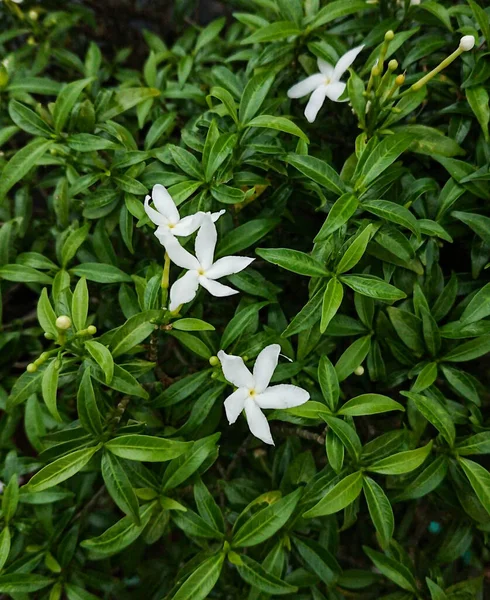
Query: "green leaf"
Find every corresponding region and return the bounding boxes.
[217,218,278,257]
[0,527,10,571]
[256,247,329,277]
[0,263,53,285]
[426,578,448,600]
[336,224,374,274]
[172,552,225,600]
[172,507,223,539]
[452,211,490,245]
[368,441,433,475]
[0,138,54,202]
[303,471,363,518]
[72,276,89,331]
[335,335,371,382]
[37,287,58,338]
[194,479,224,533]
[234,554,298,595]
[91,363,148,398]
[339,394,404,416]
[71,263,132,283]
[67,133,120,152]
[53,78,92,132]
[232,488,301,548]
[61,224,90,267]
[221,302,268,349]
[172,318,215,332]
[196,16,225,51]
[458,457,490,515]
[292,536,341,585]
[27,445,101,492]
[363,476,394,549]
[286,153,345,196]
[341,274,406,302]
[100,87,161,120]
[245,115,309,143]
[393,125,464,158]
[241,21,301,44]
[77,369,103,436]
[0,575,53,594]
[456,432,490,455]
[363,200,419,236]
[394,456,448,501]
[239,72,275,124]
[8,100,53,137]
[468,0,490,44]
[102,451,140,524]
[318,355,339,411]
[169,330,212,360]
[110,310,161,357]
[81,501,154,559]
[460,282,490,324]
[106,435,191,462]
[315,193,359,242]
[321,278,343,333]
[402,391,455,447]
[162,434,220,490]
[204,133,237,182]
[308,0,370,29]
[2,475,19,522]
[85,341,114,384]
[7,367,43,408]
[354,133,413,191]
[321,415,362,460]
[443,335,490,362]
[363,547,417,593]
[42,358,61,422]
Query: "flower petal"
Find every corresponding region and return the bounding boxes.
[224,387,249,424]
[333,45,364,81]
[287,73,325,99]
[172,214,203,237]
[244,398,274,445]
[304,85,327,123]
[255,384,310,409]
[169,270,199,312]
[195,215,216,270]
[144,195,168,227]
[325,81,347,102]
[210,209,226,222]
[253,344,280,393]
[161,234,200,270]
[152,184,180,223]
[199,277,238,297]
[218,350,254,388]
[206,256,255,280]
[317,58,334,77]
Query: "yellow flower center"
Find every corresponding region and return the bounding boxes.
[248,389,256,397]
[198,268,206,276]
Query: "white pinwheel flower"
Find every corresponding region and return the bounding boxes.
[287,45,364,123]
[218,344,310,445]
[144,184,224,239]
[162,214,254,311]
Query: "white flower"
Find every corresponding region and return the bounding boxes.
[218,344,310,445]
[459,35,475,52]
[287,46,364,123]
[162,214,254,311]
[144,184,224,239]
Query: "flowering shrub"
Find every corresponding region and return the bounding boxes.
[0,0,489,598]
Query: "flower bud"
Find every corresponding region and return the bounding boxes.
[27,36,36,46]
[395,74,405,86]
[410,0,421,5]
[388,59,398,71]
[87,325,97,335]
[354,365,365,376]
[28,9,39,21]
[44,332,54,340]
[459,35,475,52]
[26,363,37,373]
[384,30,395,42]
[209,356,220,366]
[56,315,72,330]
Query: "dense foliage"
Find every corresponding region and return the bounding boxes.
[0,0,489,598]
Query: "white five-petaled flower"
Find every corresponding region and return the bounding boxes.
[161,214,254,312]
[287,46,364,123]
[144,184,224,239]
[218,344,310,445]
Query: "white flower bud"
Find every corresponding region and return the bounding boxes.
[55,315,72,330]
[354,365,365,376]
[410,0,421,5]
[459,35,475,52]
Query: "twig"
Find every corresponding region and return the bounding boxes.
[272,425,325,445]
